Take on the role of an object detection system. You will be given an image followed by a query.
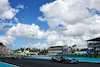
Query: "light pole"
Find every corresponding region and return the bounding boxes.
[22,35,34,55]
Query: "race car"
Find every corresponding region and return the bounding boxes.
[12,56,24,60]
[51,56,78,64]
[64,58,78,64]
[51,56,65,63]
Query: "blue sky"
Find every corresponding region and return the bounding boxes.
[9,0,54,30]
[8,0,54,48]
[0,0,100,50]
[0,0,55,50]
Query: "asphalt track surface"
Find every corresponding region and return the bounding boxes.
[0,57,100,67]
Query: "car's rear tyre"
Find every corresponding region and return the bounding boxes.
[51,58,54,62]
[77,60,79,64]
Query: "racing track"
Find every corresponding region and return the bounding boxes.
[0,57,100,67]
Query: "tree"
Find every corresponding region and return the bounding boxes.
[69,46,71,48]
[77,48,79,51]
[68,44,77,53]
[72,44,76,47]
[80,48,88,51]
[42,49,48,53]
[20,48,24,52]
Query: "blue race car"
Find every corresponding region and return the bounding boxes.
[51,56,65,63]
[51,56,78,64]
[12,56,24,60]
[64,58,78,64]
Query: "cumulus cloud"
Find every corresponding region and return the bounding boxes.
[44,30,67,46]
[0,35,16,48]
[6,23,45,39]
[44,29,88,48]
[39,0,100,48]
[14,17,19,23]
[61,23,89,36]
[38,16,46,21]
[39,0,100,27]
[0,0,19,20]
[85,0,100,11]
[44,15,100,48]
[16,4,24,9]
[39,0,91,25]
[0,22,14,31]
[21,42,48,49]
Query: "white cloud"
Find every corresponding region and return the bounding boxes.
[38,17,46,21]
[0,35,16,48]
[6,23,45,39]
[39,0,100,48]
[44,15,100,48]
[85,0,100,11]
[16,4,24,9]
[0,0,19,20]
[14,17,19,23]
[47,18,65,29]
[1,0,100,49]
[44,30,67,46]
[39,0,100,28]
[21,42,48,50]
[44,29,88,48]
[0,22,14,31]
[61,23,89,36]
[39,0,91,25]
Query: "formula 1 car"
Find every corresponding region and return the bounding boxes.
[64,58,78,64]
[12,56,24,60]
[51,56,78,64]
[51,56,65,63]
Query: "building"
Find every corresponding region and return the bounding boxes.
[87,37,100,54]
[25,50,38,55]
[38,51,47,55]
[16,50,39,55]
[74,51,87,55]
[48,46,62,55]
[62,45,68,54]
[0,42,14,55]
[48,45,68,55]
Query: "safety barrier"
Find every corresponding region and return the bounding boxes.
[0,54,29,57]
[56,54,100,58]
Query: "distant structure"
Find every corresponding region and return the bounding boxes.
[0,42,14,55]
[17,50,38,55]
[38,51,47,55]
[21,18,25,20]
[87,37,100,54]
[48,45,68,55]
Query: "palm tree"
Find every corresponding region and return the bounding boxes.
[68,44,77,53]
[72,44,76,47]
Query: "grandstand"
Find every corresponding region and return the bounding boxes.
[87,37,100,54]
[0,42,14,55]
